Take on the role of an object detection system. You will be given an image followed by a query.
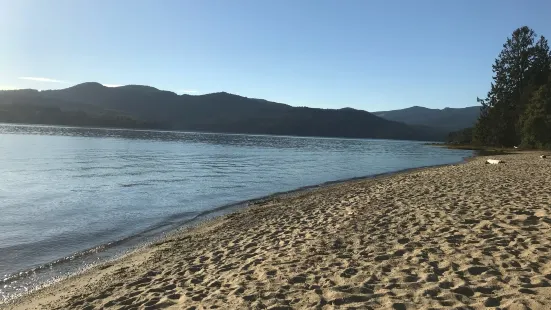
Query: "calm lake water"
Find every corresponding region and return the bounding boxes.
[0,124,472,301]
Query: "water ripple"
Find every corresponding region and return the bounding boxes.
[0,123,472,301]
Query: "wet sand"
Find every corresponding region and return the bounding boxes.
[5,153,551,309]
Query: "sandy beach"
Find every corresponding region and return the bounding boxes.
[5,152,551,310]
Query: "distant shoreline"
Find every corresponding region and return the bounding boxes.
[425,142,520,156]
[0,84,455,142]
[0,122,442,143]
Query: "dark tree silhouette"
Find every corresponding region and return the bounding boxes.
[473,26,551,148]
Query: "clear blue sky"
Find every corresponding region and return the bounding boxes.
[1,0,550,111]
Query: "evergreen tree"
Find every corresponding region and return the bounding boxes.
[521,76,551,148]
[473,26,551,147]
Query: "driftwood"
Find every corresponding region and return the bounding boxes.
[486,159,505,165]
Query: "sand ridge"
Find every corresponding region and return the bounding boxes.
[4,153,551,309]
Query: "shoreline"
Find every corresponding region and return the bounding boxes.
[7,152,551,309]
[0,155,473,304]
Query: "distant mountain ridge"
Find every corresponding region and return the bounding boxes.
[373,106,480,131]
[1,83,448,141]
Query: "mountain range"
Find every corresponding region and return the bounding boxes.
[0,83,479,141]
[373,106,480,132]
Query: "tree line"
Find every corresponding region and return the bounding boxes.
[0,103,162,129]
[471,26,551,148]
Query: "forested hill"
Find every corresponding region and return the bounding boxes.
[0,84,446,141]
[373,106,480,132]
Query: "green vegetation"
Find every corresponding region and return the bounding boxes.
[0,103,160,129]
[428,143,513,156]
[373,106,480,132]
[473,26,551,149]
[446,128,473,145]
[1,84,446,141]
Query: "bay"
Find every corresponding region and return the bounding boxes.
[0,124,471,301]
